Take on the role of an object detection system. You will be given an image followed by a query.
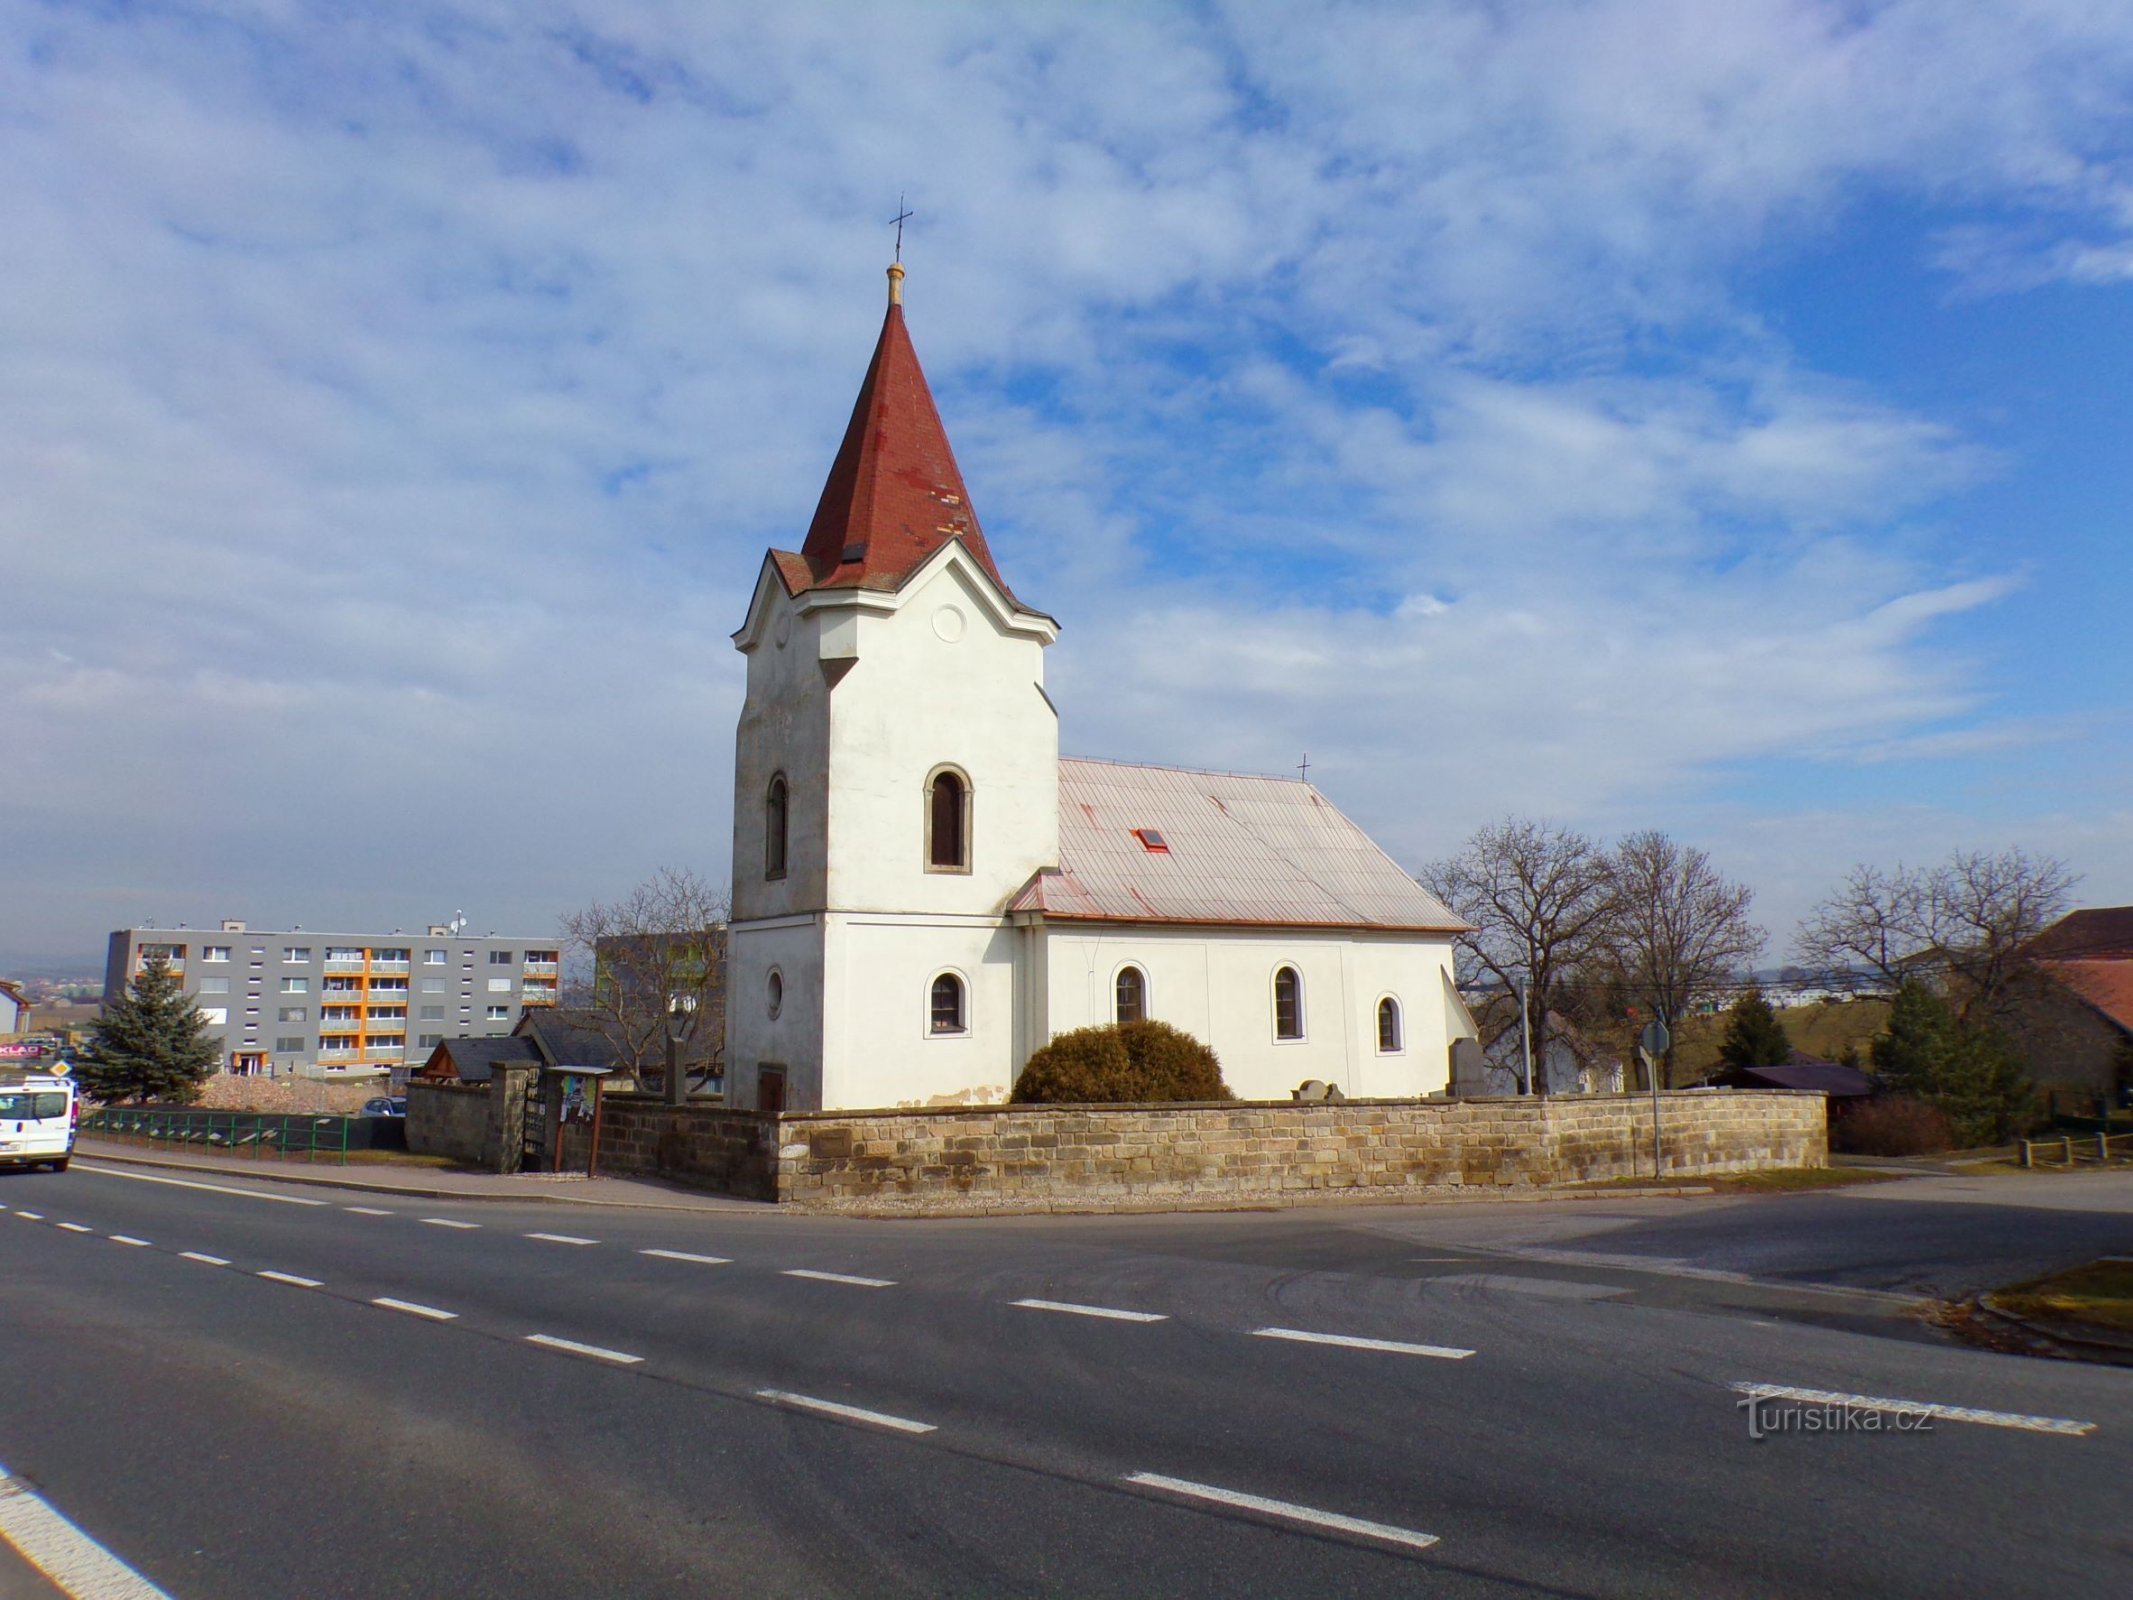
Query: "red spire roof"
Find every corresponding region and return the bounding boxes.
[789,272,1017,600]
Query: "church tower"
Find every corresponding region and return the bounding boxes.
[725,265,1060,1112]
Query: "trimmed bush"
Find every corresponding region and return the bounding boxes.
[1012,1020,1232,1104]
[1833,1095,1955,1157]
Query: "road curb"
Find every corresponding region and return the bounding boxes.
[69,1145,773,1216]
[1975,1300,2133,1367]
[66,1144,1717,1219]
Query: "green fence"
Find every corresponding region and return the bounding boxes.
[82,1106,355,1165]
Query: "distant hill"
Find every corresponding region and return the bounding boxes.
[0,948,107,984]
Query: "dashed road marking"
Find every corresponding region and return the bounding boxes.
[1124,1472,1440,1552]
[782,1269,895,1289]
[0,1463,174,1599]
[56,1222,93,1234]
[13,1210,42,1220]
[1730,1382,2096,1437]
[525,1333,643,1365]
[344,1206,395,1216]
[179,1252,231,1266]
[107,1235,152,1248]
[420,1217,481,1230]
[1252,1327,1474,1360]
[75,1164,330,1205]
[756,1390,937,1435]
[373,1297,458,1322]
[640,1248,731,1266]
[257,1270,323,1288]
[1012,1298,1168,1324]
[526,1232,599,1246]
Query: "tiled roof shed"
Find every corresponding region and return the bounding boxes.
[2028,907,2133,960]
[1010,758,1467,933]
[2043,961,2133,1036]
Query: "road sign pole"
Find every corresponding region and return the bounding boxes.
[1638,1019,1672,1180]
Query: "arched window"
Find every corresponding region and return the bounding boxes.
[927,768,969,870]
[767,970,784,1021]
[1377,996,1402,1053]
[929,972,967,1035]
[1273,966,1303,1040]
[1115,965,1146,1024]
[765,774,789,879]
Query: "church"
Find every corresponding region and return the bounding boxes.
[724,264,1477,1113]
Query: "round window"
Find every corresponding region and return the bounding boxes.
[767,970,784,1020]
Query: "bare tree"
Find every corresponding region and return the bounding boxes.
[1422,818,1618,1096]
[1796,863,1935,992]
[1933,848,2079,1021]
[1605,831,1765,1084]
[1797,847,2077,1021]
[559,867,730,1104]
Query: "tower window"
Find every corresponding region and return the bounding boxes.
[926,767,970,871]
[929,972,967,1035]
[766,773,789,879]
[1273,966,1304,1040]
[1115,965,1147,1024]
[1377,996,1403,1053]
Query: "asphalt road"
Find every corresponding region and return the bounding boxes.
[2,1162,2129,1599]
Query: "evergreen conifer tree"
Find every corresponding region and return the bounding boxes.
[75,954,220,1104]
[1870,981,2030,1147]
[1717,987,1792,1071]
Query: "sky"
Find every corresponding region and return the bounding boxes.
[5,0,2131,974]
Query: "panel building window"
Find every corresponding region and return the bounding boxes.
[1377,996,1403,1053]
[1273,966,1304,1040]
[929,973,967,1035]
[926,768,969,871]
[766,773,789,878]
[1115,966,1147,1024]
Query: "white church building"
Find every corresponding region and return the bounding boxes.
[725,265,1477,1113]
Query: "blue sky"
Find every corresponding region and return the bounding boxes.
[4,0,2130,969]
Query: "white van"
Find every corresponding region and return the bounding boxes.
[0,1071,78,1172]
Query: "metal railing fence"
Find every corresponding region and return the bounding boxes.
[81,1106,356,1164]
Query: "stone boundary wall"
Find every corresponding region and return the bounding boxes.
[596,1095,783,1201]
[405,1080,490,1166]
[588,1090,1825,1213]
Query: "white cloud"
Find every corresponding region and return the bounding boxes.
[3,0,2131,960]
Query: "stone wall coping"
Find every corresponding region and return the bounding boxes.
[750,1088,1826,1123]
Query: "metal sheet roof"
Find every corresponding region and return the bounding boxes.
[1009,758,1465,932]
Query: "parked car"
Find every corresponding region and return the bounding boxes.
[361,1096,408,1118]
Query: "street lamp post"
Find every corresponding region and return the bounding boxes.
[664,998,698,1109]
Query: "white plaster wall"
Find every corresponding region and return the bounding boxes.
[1040,927,1465,1102]
[731,577,830,923]
[824,557,1057,917]
[725,917,826,1112]
[824,914,1021,1109]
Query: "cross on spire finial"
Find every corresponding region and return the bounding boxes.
[891,194,913,264]
[1298,752,1311,782]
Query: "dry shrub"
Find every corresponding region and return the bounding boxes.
[1834,1095,1955,1157]
[1013,1020,1231,1104]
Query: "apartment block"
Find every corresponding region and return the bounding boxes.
[103,920,560,1079]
